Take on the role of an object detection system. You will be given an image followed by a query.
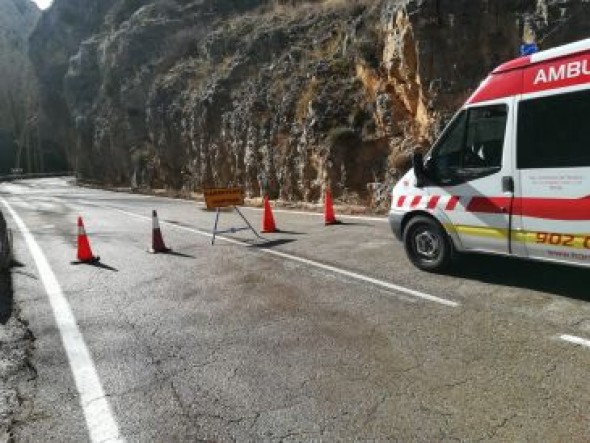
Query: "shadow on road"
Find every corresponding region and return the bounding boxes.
[0,211,13,323]
[331,221,374,227]
[449,254,590,302]
[0,270,13,324]
[159,250,195,259]
[89,262,119,272]
[71,261,119,272]
[265,230,306,235]
[253,239,296,249]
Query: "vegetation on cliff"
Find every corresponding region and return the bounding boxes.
[28,0,590,205]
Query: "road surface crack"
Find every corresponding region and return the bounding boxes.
[169,379,191,421]
[478,413,517,441]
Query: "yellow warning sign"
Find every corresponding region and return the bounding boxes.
[204,188,245,209]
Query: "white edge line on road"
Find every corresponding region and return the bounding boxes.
[108,206,459,308]
[15,179,389,222]
[112,195,389,223]
[240,206,389,223]
[0,197,125,443]
[558,334,590,349]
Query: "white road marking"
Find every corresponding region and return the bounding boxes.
[239,206,390,223]
[0,197,124,443]
[18,179,390,223]
[558,334,590,349]
[10,200,33,209]
[104,194,389,223]
[259,248,458,307]
[196,201,388,223]
[108,207,459,308]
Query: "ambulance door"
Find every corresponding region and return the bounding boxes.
[515,88,590,266]
[425,100,514,254]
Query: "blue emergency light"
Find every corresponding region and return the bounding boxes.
[520,43,539,56]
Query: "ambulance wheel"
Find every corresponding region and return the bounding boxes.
[403,215,452,272]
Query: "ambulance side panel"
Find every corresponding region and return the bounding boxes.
[514,51,590,267]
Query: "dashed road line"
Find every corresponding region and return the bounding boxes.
[106,206,459,308]
[0,197,125,443]
[558,334,590,349]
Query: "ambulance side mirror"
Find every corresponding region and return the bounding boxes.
[413,152,428,188]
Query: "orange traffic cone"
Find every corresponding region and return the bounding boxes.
[149,210,171,254]
[324,189,341,226]
[75,217,100,263]
[261,196,278,233]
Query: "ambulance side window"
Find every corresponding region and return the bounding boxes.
[518,88,590,169]
[429,104,507,185]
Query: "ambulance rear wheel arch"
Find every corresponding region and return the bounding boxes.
[401,212,455,272]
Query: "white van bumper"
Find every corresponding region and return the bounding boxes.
[388,209,405,241]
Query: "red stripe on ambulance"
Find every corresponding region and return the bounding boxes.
[445,196,460,211]
[427,196,440,210]
[468,47,590,104]
[524,52,590,94]
[468,69,523,104]
[397,193,590,221]
[466,197,511,214]
[513,195,590,221]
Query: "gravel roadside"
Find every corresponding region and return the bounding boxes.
[0,211,36,443]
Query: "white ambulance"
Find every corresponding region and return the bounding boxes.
[389,38,590,272]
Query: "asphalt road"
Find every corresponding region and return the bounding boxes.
[1,177,589,442]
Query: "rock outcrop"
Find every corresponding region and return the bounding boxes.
[0,0,40,174]
[0,207,37,441]
[29,0,590,204]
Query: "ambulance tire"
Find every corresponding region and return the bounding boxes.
[403,215,453,273]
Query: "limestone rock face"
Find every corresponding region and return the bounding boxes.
[29,0,590,203]
[0,0,40,173]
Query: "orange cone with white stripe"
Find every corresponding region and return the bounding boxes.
[261,196,278,233]
[76,217,100,263]
[149,210,171,254]
[324,189,341,226]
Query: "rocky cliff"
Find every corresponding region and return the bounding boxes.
[29,0,590,204]
[0,0,40,174]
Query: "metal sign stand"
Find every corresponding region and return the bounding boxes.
[211,206,263,245]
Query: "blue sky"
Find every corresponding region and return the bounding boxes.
[32,0,52,9]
